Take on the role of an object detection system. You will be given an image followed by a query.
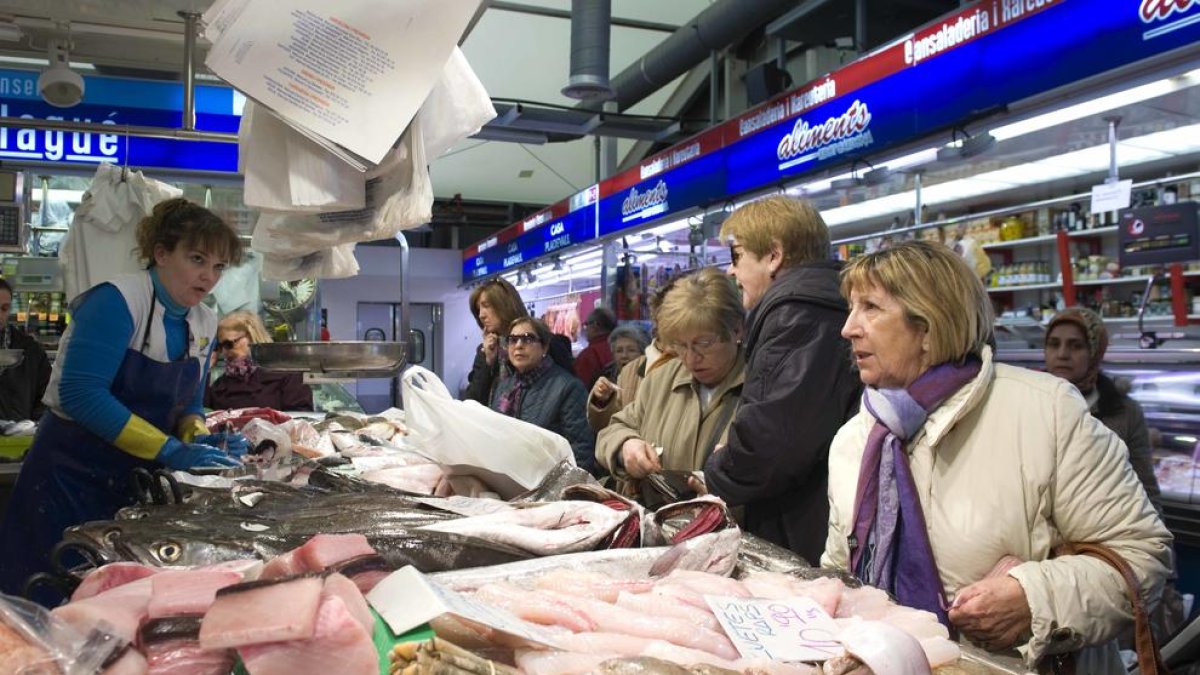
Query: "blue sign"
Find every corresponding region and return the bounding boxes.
[598,151,727,238]
[462,206,597,282]
[0,69,242,173]
[725,0,1200,195]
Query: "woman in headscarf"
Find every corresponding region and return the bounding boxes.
[1043,307,1160,503]
[824,240,1170,673]
[490,317,594,472]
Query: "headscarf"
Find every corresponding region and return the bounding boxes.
[850,357,982,629]
[1046,308,1108,393]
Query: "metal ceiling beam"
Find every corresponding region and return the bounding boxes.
[488,2,678,33]
[596,0,801,112]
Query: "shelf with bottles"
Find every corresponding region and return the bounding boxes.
[981,226,1120,251]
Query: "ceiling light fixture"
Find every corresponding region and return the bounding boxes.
[39,36,84,108]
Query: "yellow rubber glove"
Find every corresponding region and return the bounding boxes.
[112,414,170,460]
[177,415,208,443]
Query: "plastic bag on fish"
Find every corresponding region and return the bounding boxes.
[401,366,574,499]
[239,418,293,470]
[0,593,124,675]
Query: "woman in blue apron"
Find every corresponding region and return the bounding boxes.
[0,198,248,600]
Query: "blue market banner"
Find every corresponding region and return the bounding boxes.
[463,205,597,281]
[0,69,241,173]
[598,151,727,238]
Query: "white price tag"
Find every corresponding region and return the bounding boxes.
[1091,179,1133,215]
[705,595,845,662]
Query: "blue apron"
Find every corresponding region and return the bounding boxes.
[0,295,199,600]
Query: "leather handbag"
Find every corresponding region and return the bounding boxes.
[1038,542,1169,675]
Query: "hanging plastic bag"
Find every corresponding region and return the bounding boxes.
[0,593,125,675]
[401,366,574,499]
[260,243,359,281]
[420,47,496,159]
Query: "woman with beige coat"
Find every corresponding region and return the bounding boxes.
[595,268,744,483]
[823,240,1170,673]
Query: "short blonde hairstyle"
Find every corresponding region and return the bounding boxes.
[218,311,272,344]
[720,196,830,266]
[841,240,993,366]
[655,267,744,344]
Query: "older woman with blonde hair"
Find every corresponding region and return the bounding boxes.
[205,310,313,411]
[596,268,744,487]
[824,240,1170,672]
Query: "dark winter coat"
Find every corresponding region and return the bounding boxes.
[205,368,314,411]
[1093,372,1160,503]
[703,261,861,565]
[490,361,595,472]
[0,327,51,421]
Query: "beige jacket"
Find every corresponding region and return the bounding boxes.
[822,347,1171,672]
[586,344,673,432]
[596,354,744,478]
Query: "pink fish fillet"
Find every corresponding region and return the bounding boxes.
[237,594,377,675]
[198,576,324,650]
[260,550,305,580]
[198,559,264,581]
[360,464,445,495]
[297,534,375,570]
[740,572,803,600]
[514,650,609,675]
[552,631,655,656]
[787,577,845,617]
[835,585,892,620]
[657,569,750,598]
[532,569,655,602]
[322,573,374,634]
[73,562,160,601]
[52,577,153,643]
[648,582,710,610]
[148,570,242,619]
[144,639,234,675]
[638,641,743,670]
[614,591,721,632]
[537,590,739,660]
[472,583,596,633]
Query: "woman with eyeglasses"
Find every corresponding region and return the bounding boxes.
[0,198,245,600]
[596,268,744,490]
[463,278,529,404]
[205,311,313,411]
[700,196,861,566]
[489,317,594,472]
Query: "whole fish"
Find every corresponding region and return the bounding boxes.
[418,501,629,556]
[509,460,598,503]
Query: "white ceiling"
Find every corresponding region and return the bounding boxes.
[0,0,715,208]
[435,0,714,205]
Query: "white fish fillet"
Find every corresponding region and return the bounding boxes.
[838,620,932,675]
[532,569,655,602]
[198,576,324,650]
[515,649,609,675]
[472,583,596,633]
[614,591,722,632]
[238,594,377,675]
[419,501,629,555]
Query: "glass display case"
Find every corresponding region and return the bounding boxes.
[996,346,1200,546]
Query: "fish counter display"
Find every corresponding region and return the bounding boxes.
[0,408,1030,675]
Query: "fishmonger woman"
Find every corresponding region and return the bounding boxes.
[0,198,244,598]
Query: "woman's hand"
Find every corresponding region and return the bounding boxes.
[948,576,1032,652]
[620,438,662,479]
[591,376,618,406]
[482,331,500,366]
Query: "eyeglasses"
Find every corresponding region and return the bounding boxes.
[667,335,724,357]
[502,333,542,348]
[218,335,248,351]
[730,245,743,267]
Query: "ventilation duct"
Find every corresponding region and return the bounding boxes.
[562,0,614,101]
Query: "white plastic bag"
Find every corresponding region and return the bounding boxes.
[401,366,573,499]
[420,47,496,159]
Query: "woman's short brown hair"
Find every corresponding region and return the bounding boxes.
[719,196,830,267]
[655,267,744,344]
[218,311,272,344]
[469,278,529,334]
[841,240,993,366]
[136,197,243,267]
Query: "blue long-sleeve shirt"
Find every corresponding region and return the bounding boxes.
[56,268,211,443]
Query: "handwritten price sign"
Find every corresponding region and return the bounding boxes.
[704,595,845,662]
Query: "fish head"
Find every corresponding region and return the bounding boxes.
[649,528,741,577]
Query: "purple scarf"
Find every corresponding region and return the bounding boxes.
[849,357,982,628]
[225,355,258,380]
[496,357,552,417]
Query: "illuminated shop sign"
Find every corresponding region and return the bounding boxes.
[0,69,242,173]
[462,191,598,282]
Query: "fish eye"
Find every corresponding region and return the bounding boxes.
[157,541,182,563]
[104,528,121,546]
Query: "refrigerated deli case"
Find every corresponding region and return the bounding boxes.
[996,347,1200,547]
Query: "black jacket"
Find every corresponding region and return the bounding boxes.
[1093,372,1160,503]
[704,261,861,565]
[490,361,595,472]
[205,369,314,411]
[0,327,51,421]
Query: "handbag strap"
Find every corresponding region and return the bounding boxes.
[702,392,739,463]
[1055,542,1170,675]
